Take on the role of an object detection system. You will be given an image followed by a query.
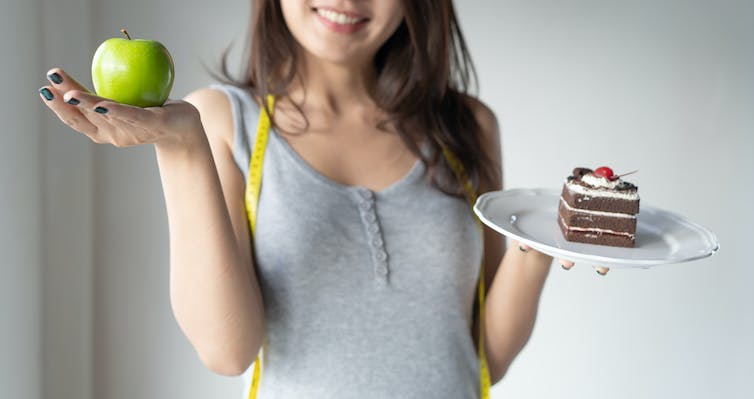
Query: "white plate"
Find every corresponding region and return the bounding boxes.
[473,188,719,268]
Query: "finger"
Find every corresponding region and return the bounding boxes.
[558,259,575,270]
[65,88,165,126]
[103,100,163,125]
[38,85,98,137]
[60,90,126,143]
[61,89,114,114]
[91,98,182,147]
[61,89,119,133]
[518,243,530,253]
[46,67,93,94]
[594,266,609,276]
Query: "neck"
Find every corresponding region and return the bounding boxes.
[288,52,378,115]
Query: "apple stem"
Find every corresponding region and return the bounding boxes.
[121,29,132,40]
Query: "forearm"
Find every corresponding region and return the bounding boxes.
[154,134,264,375]
[484,243,552,383]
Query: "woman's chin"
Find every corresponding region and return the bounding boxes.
[304,47,373,69]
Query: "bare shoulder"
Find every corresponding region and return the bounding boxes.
[183,87,234,147]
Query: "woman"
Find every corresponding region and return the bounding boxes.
[38,0,605,397]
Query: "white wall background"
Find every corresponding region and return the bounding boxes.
[2,0,752,398]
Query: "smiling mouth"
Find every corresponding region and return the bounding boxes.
[312,7,369,26]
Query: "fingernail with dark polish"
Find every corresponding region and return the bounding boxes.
[66,98,80,105]
[39,88,54,101]
[519,245,527,252]
[94,106,108,114]
[48,72,63,84]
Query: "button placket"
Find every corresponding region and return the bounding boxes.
[354,188,390,281]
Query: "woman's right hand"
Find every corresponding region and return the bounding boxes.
[38,68,203,149]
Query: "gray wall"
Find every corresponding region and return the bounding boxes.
[2,0,751,398]
[1,1,42,398]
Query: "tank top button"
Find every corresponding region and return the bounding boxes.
[358,188,373,200]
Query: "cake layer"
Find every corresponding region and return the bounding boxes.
[558,198,636,233]
[561,184,639,214]
[558,217,635,247]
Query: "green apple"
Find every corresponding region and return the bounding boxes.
[92,29,174,108]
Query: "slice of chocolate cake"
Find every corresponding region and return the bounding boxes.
[558,166,639,247]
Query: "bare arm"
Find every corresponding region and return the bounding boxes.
[38,69,263,376]
[468,98,553,384]
[484,245,551,383]
[160,88,264,376]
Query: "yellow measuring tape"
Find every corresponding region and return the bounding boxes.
[243,95,273,399]
[442,147,491,399]
[245,96,490,398]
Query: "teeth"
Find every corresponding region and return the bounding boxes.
[316,8,362,25]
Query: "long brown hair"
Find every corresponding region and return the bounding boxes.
[216,0,496,196]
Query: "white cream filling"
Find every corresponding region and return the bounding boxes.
[559,217,635,238]
[565,181,640,200]
[316,8,363,25]
[559,197,636,218]
[582,173,620,189]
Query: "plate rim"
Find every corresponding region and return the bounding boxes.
[473,188,720,268]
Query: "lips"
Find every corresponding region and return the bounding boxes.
[313,6,370,34]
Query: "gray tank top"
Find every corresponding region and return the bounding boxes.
[213,84,483,398]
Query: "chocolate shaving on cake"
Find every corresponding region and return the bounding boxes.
[616,181,638,191]
[572,167,593,180]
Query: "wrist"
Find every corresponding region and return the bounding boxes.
[524,250,553,267]
[154,126,208,154]
[529,248,553,262]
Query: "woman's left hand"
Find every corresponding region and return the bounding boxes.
[518,243,609,276]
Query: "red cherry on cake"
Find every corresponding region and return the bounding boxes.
[593,166,614,179]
